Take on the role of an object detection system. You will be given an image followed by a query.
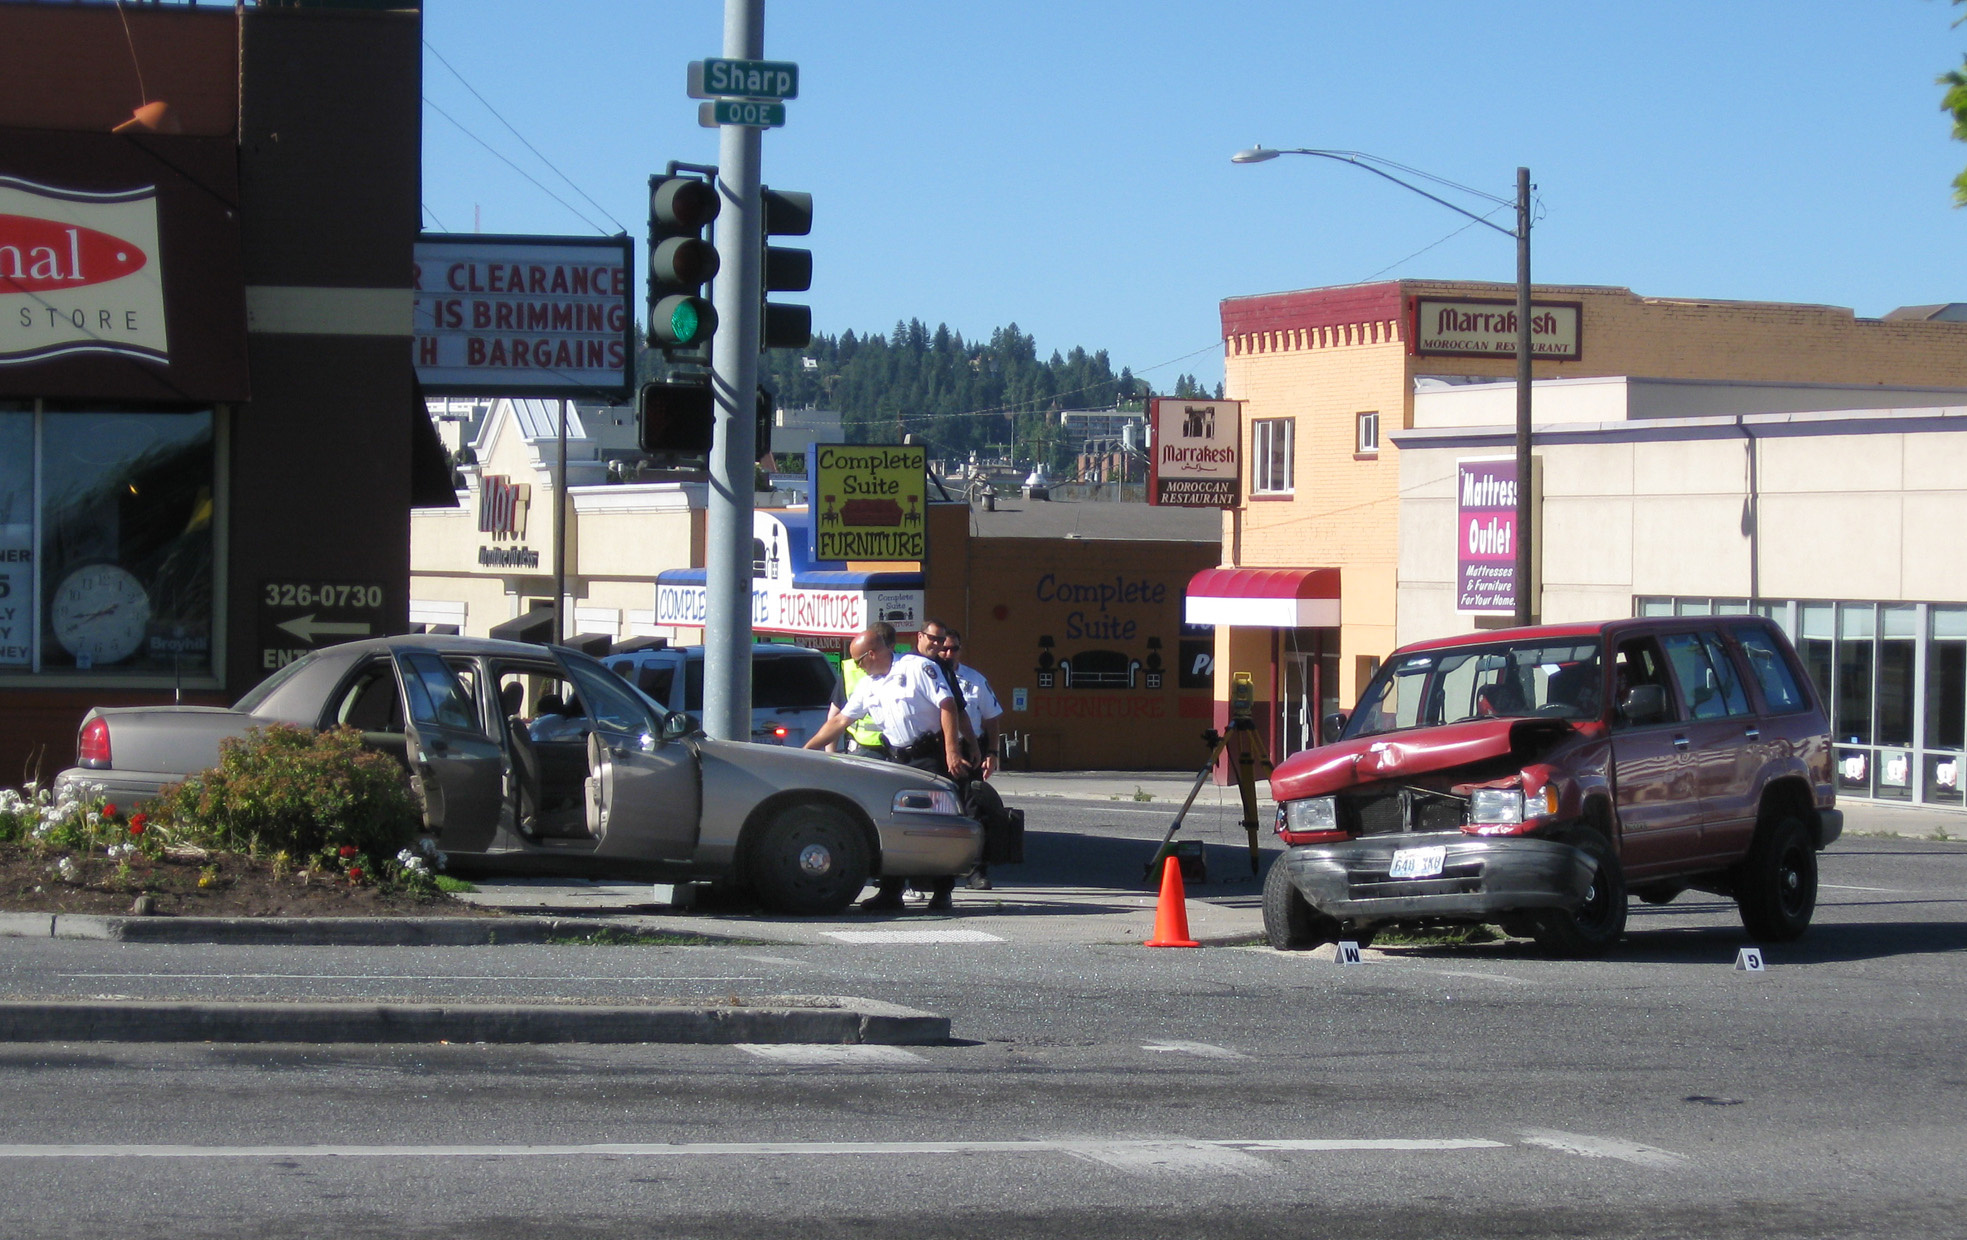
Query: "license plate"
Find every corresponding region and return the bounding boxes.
[1388,846,1446,879]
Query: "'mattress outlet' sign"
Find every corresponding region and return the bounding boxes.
[1456,456,1523,614]
[413,234,633,397]
[1412,296,1582,361]
[0,177,168,367]
[1147,397,1242,507]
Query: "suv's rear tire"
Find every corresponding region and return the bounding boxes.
[1532,828,1627,958]
[748,803,871,916]
[1264,853,1338,950]
[1735,815,1816,942]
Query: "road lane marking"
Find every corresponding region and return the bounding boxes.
[1820,884,1906,893]
[736,1045,926,1066]
[1423,970,1534,986]
[1063,1141,1272,1175]
[0,1136,1509,1161]
[1141,1041,1248,1059]
[821,930,1005,943]
[1517,1128,1687,1168]
[56,974,764,983]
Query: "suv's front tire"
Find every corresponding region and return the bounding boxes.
[1735,815,1817,942]
[1263,853,1338,950]
[1532,828,1627,958]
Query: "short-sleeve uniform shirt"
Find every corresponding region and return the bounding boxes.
[839,651,954,748]
[953,663,1003,735]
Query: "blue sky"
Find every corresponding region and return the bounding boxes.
[421,2,1967,392]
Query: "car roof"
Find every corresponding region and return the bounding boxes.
[1393,615,1781,658]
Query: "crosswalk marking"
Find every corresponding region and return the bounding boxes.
[1141,1040,1248,1059]
[736,1044,926,1066]
[1063,1141,1272,1175]
[1517,1128,1687,1168]
[822,929,1005,943]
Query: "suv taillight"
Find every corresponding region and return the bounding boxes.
[78,718,112,769]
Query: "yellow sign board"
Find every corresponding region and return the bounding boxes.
[810,444,928,562]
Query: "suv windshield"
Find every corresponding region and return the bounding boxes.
[1347,638,1604,739]
[754,653,837,708]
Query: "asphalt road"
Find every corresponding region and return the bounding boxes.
[0,810,1963,1238]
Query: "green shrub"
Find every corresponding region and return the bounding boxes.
[151,724,422,859]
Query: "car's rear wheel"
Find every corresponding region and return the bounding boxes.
[748,803,871,916]
[1735,815,1816,942]
[1263,853,1338,950]
[1532,828,1627,958]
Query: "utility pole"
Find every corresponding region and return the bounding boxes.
[701,0,765,742]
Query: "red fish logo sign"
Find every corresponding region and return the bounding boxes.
[0,178,169,366]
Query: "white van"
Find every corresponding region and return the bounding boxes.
[604,642,841,747]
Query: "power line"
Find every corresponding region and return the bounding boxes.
[423,38,628,234]
[423,97,612,235]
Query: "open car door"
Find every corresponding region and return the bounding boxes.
[392,648,506,853]
[559,652,700,860]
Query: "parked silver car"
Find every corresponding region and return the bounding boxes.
[53,636,980,915]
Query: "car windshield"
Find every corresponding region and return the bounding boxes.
[1346,638,1604,739]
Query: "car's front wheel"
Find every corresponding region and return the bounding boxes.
[1735,815,1816,942]
[1263,853,1338,950]
[1532,828,1627,958]
[748,803,871,916]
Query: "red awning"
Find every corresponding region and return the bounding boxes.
[1185,567,1341,629]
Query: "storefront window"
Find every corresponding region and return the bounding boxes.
[0,405,215,678]
[1928,607,1966,805]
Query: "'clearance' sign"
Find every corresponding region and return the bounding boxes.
[413,233,633,397]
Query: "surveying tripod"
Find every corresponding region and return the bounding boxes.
[1145,673,1274,880]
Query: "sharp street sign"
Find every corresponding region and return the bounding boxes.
[687,59,799,101]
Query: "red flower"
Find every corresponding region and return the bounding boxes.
[338,845,357,859]
[102,804,119,819]
[129,814,147,836]
[347,867,364,883]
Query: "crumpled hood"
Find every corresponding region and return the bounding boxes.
[1270,717,1570,801]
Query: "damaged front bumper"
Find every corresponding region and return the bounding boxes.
[1282,831,1596,923]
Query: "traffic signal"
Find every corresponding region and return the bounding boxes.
[637,380,714,453]
[647,173,721,355]
[756,386,776,459]
[760,187,812,350]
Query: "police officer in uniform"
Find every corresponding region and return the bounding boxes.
[804,623,971,910]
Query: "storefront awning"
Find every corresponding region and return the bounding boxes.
[1185,567,1341,629]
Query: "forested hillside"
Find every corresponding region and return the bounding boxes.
[641,319,1219,471]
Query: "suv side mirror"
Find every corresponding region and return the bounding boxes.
[1322,711,1350,744]
[1621,683,1669,725]
[661,712,694,741]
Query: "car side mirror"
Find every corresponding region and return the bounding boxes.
[1621,683,1669,725]
[661,712,694,741]
[1322,710,1350,744]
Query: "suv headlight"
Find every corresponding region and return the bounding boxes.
[894,788,961,816]
[1469,788,1525,825]
[1282,797,1338,833]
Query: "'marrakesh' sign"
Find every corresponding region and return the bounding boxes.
[1412,296,1582,360]
[414,233,633,397]
[1147,397,1242,507]
[0,177,168,366]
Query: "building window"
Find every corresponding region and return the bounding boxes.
[0,404,217,680]
[1252,418,1294,495]
[1356,411,1380,456]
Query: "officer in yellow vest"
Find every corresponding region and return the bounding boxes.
[835,639,890,757]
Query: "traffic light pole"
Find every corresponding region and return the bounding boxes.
[702,0,765,743]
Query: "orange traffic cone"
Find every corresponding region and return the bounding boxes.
[1145,854,1200,948]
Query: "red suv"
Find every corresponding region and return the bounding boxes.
[1265,617,1840,956]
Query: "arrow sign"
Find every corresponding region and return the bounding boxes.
[277,614,373,645]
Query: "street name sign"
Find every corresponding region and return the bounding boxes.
[699,100,787,129]
[688,59,799,101]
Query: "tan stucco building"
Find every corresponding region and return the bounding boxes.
[1207,280,1967,769]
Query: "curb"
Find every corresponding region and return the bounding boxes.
[0,914,758,947]
[0,996,948,1045]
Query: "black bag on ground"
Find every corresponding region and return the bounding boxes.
[985,807,1025,865]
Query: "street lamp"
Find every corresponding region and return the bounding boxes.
[1232,146,1536,625]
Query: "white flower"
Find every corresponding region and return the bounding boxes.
[55,856,81,883]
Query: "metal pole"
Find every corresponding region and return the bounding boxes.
[554,396,568,643]
[703,0,764,741]
[1513,167,1534,626]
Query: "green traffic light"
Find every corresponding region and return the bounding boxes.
[669,299,701,344]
